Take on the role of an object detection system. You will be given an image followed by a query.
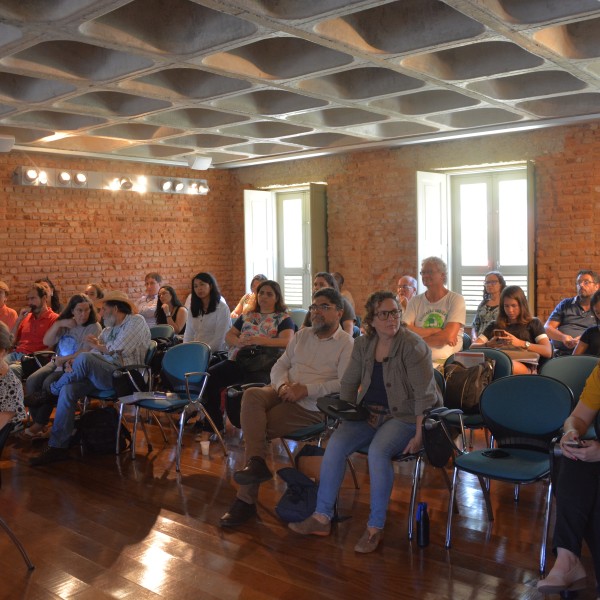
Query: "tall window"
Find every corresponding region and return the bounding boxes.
[418,165,533,322]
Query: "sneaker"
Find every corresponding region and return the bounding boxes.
[29,446,70,467]
[288,515,331,537]
[233,456,273,485]
[219,498,257,528]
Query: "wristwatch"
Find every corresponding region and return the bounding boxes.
[524,341,531,350]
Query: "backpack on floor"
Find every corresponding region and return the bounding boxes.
[275,467,318,523]
[79,406,131,455]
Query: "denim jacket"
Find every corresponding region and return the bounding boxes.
[340,325,442,423]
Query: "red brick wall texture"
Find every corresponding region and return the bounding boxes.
[2,122,600,320]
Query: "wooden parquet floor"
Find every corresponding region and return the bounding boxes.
[0,419,597,600]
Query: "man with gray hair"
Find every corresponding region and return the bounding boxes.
[220,287,354,528]
[403,257,465,367]
[396,275,418,312]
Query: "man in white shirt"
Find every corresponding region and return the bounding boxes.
[403,257,466,366]
[396,274,418,312]
[30,291,151,466]
[220,287,354,528]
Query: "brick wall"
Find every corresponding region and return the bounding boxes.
[0,153,247,311]
[3,122,600,322]
[236,122,600,320]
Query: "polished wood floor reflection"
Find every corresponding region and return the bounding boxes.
[1,419,597,600]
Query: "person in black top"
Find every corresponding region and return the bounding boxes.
[573,290,600,357]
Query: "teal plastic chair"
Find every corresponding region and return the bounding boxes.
[539,354,599,404]
[443,348,513,448]
[132,342,218,471]
[289,308,308,330]
[462,332,472,350]
[150,324,174,340]
[445,375,573,574]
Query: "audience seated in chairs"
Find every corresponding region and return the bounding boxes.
[573,289,600,357]
[545,269,600,356]
[471,271,506,341]
[230,274,268,319]
[219,287,354,528]
[538,363,600,596]
[21,293,101,441]
[6,283,58,378]
[395,274,417,313]
[29,291,151,466]
[471,285,552,374]
[182,272,231,352]
[289,291,441,553]
[35,277,62,314]
[200,280,294,436]
[0,281,18,331]
[302,272,356,336]
[155,285,187,335]
[403,257,466,368]
[0,322,26,431]
[332,271,356,311]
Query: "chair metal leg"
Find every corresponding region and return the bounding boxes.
[0,517,34,570]
[407,454,422,540]
[439,467,459,515]
[514,483,520,502]
[116,402,125,455]
[197,405,227,456]
[151,413,169,443]
[176,411,186,472]
[478,475,494,521]
[445,467,459,548]
[280,438,295,465]
[540,480,553,575]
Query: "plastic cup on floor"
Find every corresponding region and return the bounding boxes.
[200,440,210,456]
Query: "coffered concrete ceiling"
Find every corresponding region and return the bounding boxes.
[0,0,599,169]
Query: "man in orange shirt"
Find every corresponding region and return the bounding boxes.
[0,281,17,330]
[7,283,58,378]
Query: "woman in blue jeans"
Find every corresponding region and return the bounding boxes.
[289,291,441,552]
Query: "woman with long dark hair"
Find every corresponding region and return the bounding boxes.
[22,293,101,439]
[472,285,552,374]
[199,280,294,436]
[155,285,187,335]
[183,272,230,352]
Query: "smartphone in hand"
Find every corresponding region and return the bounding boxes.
[493,329,507,338]
[565,440,585,448]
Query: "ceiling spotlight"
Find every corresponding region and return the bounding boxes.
[74,172,87,186]
[161,180,173,192]
[38,171,48,185]
[24,168,39,182]
[58,171,71,185]
[174,181,184,192]
[119,177,133,190]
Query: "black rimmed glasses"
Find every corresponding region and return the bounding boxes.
[309,303,335,313]
[375,309,401,321]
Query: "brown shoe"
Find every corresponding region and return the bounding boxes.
[354,528,383,553]
[288,514,331,537]
[537,561,586,594]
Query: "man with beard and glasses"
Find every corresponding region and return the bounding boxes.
[545,270,600,356]
[30,291,150,466]
[220,287,354,528]
[7,283,58,378]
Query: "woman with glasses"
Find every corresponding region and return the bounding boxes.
[471,271,506,341]
[155,285,187,335]
[290,291,441,553]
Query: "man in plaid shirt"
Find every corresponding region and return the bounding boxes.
[30,291,150,466]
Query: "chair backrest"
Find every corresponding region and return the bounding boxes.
[150,324,174,340]
[433,368,445,395]
[462,332,472,350]
[480,375,573,449]
[145,340,158,365]
[289,309,308,330]
[445,348,513,380]
[161,342,211,392]
[539,355,599,404]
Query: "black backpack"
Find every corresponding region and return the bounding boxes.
[78,406,131,455]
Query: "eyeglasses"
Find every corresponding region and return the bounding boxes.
[375,309,401,321]
[578,280,596,286]
[398,285,414,290]
[309,304,335,312]
[484,280,500,286]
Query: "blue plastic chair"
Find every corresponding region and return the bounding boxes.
[150,324,174,340]
[539,354,599,404]
[445,375,573,574]
[289,308,308,331]
[132,342,218,471]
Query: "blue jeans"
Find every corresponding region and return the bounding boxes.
[49,353,117,448]
[316,418,416,529]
